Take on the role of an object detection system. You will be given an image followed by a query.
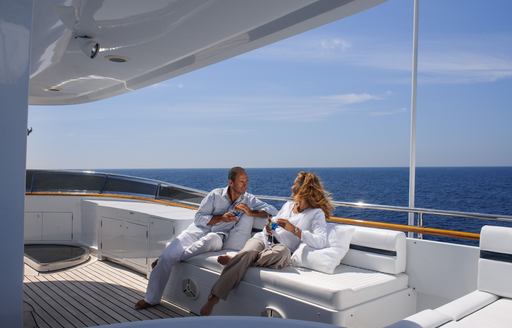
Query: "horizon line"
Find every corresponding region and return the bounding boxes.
[27,165,512,171]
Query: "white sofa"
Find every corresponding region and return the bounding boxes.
[163,225,415,328]
[386,225,512,328]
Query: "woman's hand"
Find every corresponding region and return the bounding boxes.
[276,218,301,238]
[276,219,293,232]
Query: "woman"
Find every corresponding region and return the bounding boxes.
[200,171,334,316]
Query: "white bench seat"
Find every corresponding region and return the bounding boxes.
[435,290,498,321]
[387,226,512,328]
[441,298,512,328]
[186,251,409,311]
[165,225,414,327]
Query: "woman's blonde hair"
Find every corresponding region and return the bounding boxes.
[292,171,334,219]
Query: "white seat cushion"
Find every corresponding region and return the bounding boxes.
[341,226,406,274]
[186,251,409,311]
[440,298,512,328]
[385,309,452,328]
[480,226,512,255]
[436,290,498,321]
[291,224,354,274]
[478,226,512,298]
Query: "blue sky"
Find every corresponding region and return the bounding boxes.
[27,0,512,169]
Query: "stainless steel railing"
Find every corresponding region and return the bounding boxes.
[26,170,512,240]
[255,196,512,239]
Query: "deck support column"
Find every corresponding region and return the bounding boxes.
[408,0,420,236]
[0,0,34,326]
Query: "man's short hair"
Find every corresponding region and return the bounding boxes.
[228,166,246,181]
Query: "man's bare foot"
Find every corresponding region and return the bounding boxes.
[217,255,232,266]
[135,299,154,310]
[200,294,219,316]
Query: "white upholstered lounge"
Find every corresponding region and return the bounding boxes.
[187,251,409,311]
[164,225,415,327]
[387,225,512,328]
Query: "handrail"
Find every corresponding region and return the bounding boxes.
[27,191,480,240]
[328,217,480,240]
[25,170,512,241]
[26,192,199,210]
[26,192,480,240]
[255,195,512,223]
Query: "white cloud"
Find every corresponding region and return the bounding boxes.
[369,107,407,117]
[320,38,351,51]
[322,93,381,105]
[247,35,352,61]
[159,92,384,122]
[246,33,512,84]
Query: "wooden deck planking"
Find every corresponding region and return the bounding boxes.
[79,264,172,319]
[84,261,187,318]
[26,275,92,327]
[23,259,188,328]
[23,290,58,328]
[83,263,189,317]
[57,270,144,322]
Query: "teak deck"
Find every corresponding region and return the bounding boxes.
[23,258,190,328]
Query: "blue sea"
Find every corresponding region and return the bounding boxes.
[101,167,512,246]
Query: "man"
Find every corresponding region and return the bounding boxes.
[135,166,277,310]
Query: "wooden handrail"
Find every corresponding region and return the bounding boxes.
[329,217,480,240]
[26,192,480,240]
[26,192,199,210]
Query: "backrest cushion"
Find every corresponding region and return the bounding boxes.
[478,225,512,298]
[291,223,354,274]
[341,226,406,274]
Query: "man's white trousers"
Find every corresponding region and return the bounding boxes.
[145,228,223,304]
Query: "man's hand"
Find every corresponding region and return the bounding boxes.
[234,203,252,216]
[207,212,238,226]
[220,212,238,222]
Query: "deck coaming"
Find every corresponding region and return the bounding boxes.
[23,259,188,328]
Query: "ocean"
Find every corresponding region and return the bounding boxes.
[101,167,512,245]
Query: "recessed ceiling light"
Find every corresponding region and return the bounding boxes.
[104,55,128,63]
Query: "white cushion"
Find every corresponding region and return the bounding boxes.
[222,214,254,251]
[186,251,409,311]
[441,298,512,328]
[480,225,512,254]
[341,226,406,274]
[436,290,498,321]
[478,259,512,298]
[291,224,354,274]
[478,226,512,298]
[385,309,452,328]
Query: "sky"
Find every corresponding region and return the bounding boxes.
[27,0,512,169]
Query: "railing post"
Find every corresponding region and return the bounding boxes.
[155,183,161,199]
[418,212,423,239]
[99,174,109,194]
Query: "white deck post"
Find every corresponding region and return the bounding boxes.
[0,0,34,326]
[408,0,419,237]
